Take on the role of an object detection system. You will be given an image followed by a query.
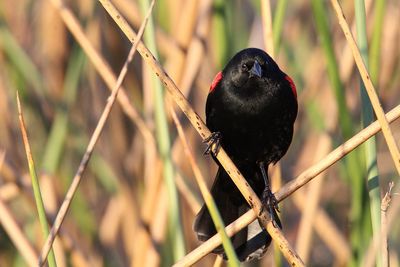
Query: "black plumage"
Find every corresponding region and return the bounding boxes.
[194,48,298,261]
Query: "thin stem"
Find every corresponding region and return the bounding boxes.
[37,2,154,264]
[98,1,304,265]
[175,104,400,265]
[170,107,239,266]
[138,0,186,261]
[330,0,400,177]
[355,1,381,266]
[17,92,58,267]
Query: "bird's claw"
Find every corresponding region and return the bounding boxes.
[203,132,222,156]
[260,188,280,228]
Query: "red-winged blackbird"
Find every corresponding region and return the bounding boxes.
[194,48,298,261]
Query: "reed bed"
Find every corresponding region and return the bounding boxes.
[0,0,399,266]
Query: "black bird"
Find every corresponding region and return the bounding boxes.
[193,48,298,261]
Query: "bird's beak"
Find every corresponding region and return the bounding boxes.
[249,60,262,78]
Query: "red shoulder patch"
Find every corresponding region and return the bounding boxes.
[209,71,223,92]
[285,75,297,98]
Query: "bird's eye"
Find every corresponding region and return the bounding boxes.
[241,64,249,71]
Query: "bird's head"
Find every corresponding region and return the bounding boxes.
[224,48,279,90]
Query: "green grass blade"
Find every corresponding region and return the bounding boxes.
[355,1,381,267]
[17,94,57,267]
[369,0,386,84]
[139,0,186,262]
[310,0,353,139]
[202,192,240,266]
[41,47,86,173]
[212,0,231,69]
[272,0,288,54]
[311,2,366,265]
[0,27,45,97]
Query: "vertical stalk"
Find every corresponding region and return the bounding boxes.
[41,47,85,173]
[212,0,230,69]
[139,0,186,262]
[369,0,386,84]
[311,1,365,264]
[17,94,58,267]
[272,0,288,54]
[355,1,381,267]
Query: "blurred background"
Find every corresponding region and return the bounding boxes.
[0,0,399,266]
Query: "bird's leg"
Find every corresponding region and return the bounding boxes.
[258,162,280,227]
[203,131,222,156]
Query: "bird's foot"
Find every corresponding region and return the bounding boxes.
[203,132,222,156]
[260,187,280,228]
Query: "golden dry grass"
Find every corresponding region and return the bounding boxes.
[0,0,399,266]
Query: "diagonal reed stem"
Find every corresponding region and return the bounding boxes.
[47,0,155,147]
[174,104,400,266]
[37,2,155,265]
[98,1,305,266]
[330,0,400,177]
[138,0,185,261]
[170,107,240,265]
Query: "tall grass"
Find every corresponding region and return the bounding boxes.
[0,1,399,266]
[139,0,185,263]
[354,1,381,266]
[311,2,368,264]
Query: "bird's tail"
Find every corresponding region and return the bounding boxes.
[193,165,280,261]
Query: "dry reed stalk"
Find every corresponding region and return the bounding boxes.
[213,255,224,267]
[0,157,19,184]
[380,1,400,90]
[137,3,166,258]
[364,191,400,267]
[133,161,164,267]
[142,62,158,187]
[177,0,213,96]
[276,105,400,201]
[37,0,67,100]
[389,251,399,267]
[98,2,304,265]
[330,0,400,176]
[295,134,331,263]
[113,0,183,58]
[121,189,151,267]
[38,2,154,263]
[118,188,140,264]
[141,160,164,223]
[173,210,256,266]
[0,183,19,201]
[0,152,38,266]
[60,231,102,267]
[47,0,155,147]
[0,198,39,267]
[260,0,274,56]
[294,190,351,264]
[164,0,199,83]
[113,0,142,24]
[143,185,169,267]
[170,104,240,263]
[167,0,182,30]
[177,0,205,41]
[99,194,124,245]
[0,157,99,267]
[338,0,373,82]
[302,0,372,104]
[380,182,394,267]
[175,172,202,214]
[176,104,400,265]
[40,175,66,267]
